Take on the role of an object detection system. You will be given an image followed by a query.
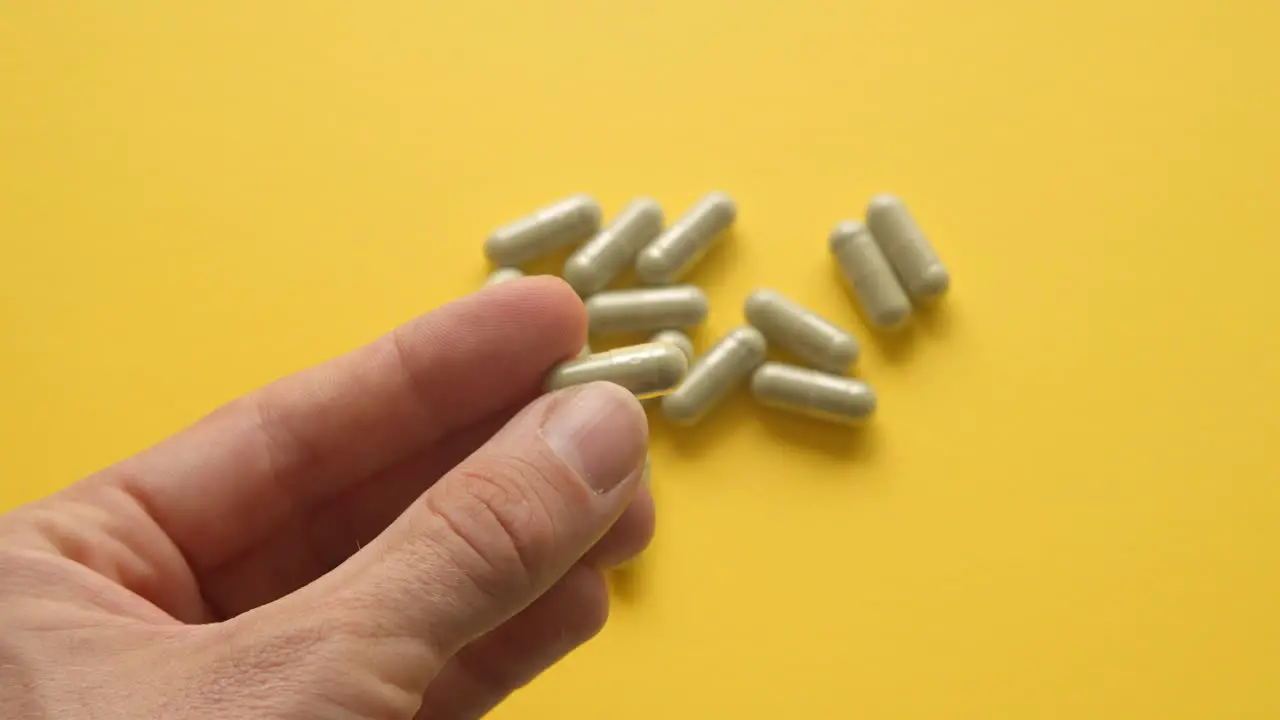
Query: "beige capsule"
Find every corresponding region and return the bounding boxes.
[484,267,525,286]
[649,329,695,363]
[829,221,913,330]
[866,194,950,300]
[484,194,603,267]
[635,192,736,284]
[750,362,876,424]
[586,286,708,336]
[661,326,767,425]
[563,198,664,296]
[744,288,859,374]
[545,342,688,399]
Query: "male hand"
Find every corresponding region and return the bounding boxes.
[0,277,653,719]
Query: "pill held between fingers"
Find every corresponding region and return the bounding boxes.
[829,221,913,330]
[483,194,603,267]
[661,326,767,425]
[744,288,859,374]
[484,267,525,286]
[563,198,664,296]
[865,194,950,300]
[649,329,695,363]
[635,192,736,284]
[544,342,688,399]
[586,286,709,336]
[750,362,876,424]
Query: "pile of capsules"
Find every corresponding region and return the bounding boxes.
[482,191,949,432]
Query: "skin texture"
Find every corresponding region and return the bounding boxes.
[0,277,655,720]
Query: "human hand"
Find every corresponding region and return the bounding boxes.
[0,277,653,719]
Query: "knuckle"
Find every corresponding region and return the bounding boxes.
[422,453,566,599]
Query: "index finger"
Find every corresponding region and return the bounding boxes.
[113,276,586,573]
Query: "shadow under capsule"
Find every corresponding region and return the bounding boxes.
[754,404,884,465]
[647,390,755,462]
[609,557,649,604]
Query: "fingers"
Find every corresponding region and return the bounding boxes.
[581,487,655,568]
[416,563,609,720]
[293,381,647,663]
[111,277,585,575]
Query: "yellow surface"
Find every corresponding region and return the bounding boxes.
[3,2,1279,717]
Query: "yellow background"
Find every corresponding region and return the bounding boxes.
[3,2,1279,717]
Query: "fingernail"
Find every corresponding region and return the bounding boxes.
[541,382,647,494]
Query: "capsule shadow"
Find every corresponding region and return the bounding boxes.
[754,405,881,463]
[914,296,955,340]
[678,227,742,292]
[609,558,648,603]
[648,390,754,461]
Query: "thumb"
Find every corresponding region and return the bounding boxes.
[286,380,647,663]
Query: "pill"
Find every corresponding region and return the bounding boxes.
[484,194,603,267]
[563,198,664,295]
[829,221,912,330]
[865,194,950,300]
[545,342,688,399]
[750,362,876,424]
[484,267,525,286]
[642,455,651,486]
[662,326,767,425]
[577,343,591,358]
[586,286,708,335]
[650,329,695,363]
[635,192,736,284]
[744,288,859,374]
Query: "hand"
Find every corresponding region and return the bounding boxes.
[0,277,653,719]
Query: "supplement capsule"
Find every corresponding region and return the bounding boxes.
[635,192,736,284]
[563,198,664,295]
[586,286,708,336]
[865,194,950,300]
[750,362,876,424]
[642,455,651,487]
[661,326,767,425]
[649,329,695,363]
[484,194,603,267]
[545,342,688,399]
[829,221,912,330]
[484,267,525,286]
[744,288,859,374]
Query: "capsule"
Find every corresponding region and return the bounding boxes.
[545,342,688,399]
[865,194,950,300]
[641,455,651,487]
[750,362,876,424]
[744,288,859,374]
[829,221,912,330]
[484,194,602,267]
[586,286,708,336]
[650,329,695,363]
[661,326,767,425]
[563,198,664,295]
[484,267,525,286]
[635,192,735,284]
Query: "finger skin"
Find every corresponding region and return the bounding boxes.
[280,382,647,673]
[416,563,609,720]
[110,277,585,578]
